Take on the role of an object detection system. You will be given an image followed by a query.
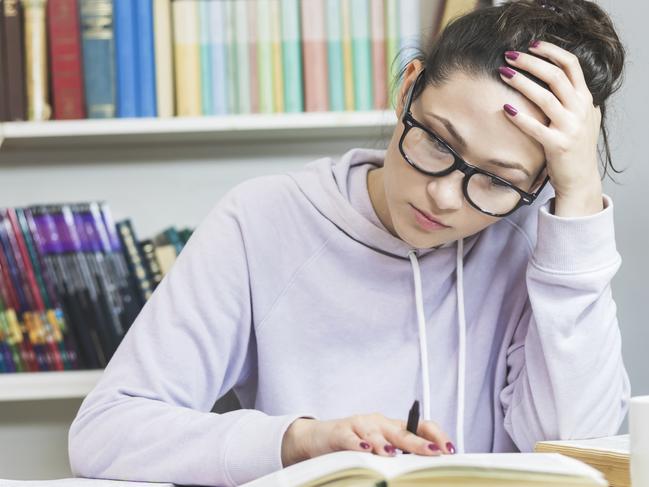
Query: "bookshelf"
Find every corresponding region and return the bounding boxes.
[0,110,398,150]
[0,369,103,402]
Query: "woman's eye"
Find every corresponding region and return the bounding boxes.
[490,177,511,188]
[428,136,451,153]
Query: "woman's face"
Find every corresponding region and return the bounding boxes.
[373,64,549,249]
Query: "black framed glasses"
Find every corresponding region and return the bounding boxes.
[398,70,550,217]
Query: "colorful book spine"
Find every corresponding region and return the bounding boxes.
[385,0,399,106]
[0,0,6,122]
[340,0,354,110]
[139,239,163,290]
[199,0,213,116]
[47,0,86,120]
[22,0,51,120]
[3,0,27,120]
[153,0,175,117]
[325,0,344,112]
[280,0,303,112]
[113,0,138,118]
[247,0,259,113]
[398,0,420,74]
[208,0,227,115]
[172,0,201,116]
[269,0,284,112]
[116,220,154,308]
[257,0,273,114]
[301,0,328,111]
[79,0,116,118]
[224,0,237,114]
[350,0,372,111]
[235,0,251,114]
[370,0,387,110]
[135,0,157,117]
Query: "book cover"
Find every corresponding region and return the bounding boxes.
[325,0,344,112]
[301,0,328,112]
[340,0,353,110]
[208,0,227,115]
[135,0,157,117]
[172,0,201,116]
[47,0,86,120]
[79,0,116,118]
[22,0,51,120]
[257,0,273,113]
[350,0,372,111]
[280,0,303,112]
[384,0,398,107]
[3,0,27,120]
[153,0,175,117]
[113,0,138,118]
[198,0,213,116]
[235,0,251,114]
[370,0,387,110]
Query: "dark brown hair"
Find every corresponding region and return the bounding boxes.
[394,0,626,181]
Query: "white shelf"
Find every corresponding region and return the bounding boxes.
[0,110,398,150]
[0,370,103,402]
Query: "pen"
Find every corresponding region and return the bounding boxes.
[403,399,420,455]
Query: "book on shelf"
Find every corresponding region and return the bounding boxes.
[535,434,630,487]
[0,0,488,122]
[239,449,608,486]
[0,201,192,374]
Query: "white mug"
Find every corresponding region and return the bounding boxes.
[631,395,649,486]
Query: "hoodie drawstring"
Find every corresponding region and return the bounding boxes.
[408,238,466,454]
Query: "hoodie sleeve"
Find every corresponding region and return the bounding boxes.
[499,194,631,452]
[68,189,316,486]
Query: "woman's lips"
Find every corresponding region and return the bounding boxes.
[410,204,451,231]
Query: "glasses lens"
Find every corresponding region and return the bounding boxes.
[402,126,455,173]
[466,172,521,215]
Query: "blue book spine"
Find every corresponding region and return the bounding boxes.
[135,0,157,117]
[79,0,117,118]
[209,0,227,115]
[113,0,138,117]
[199,0,213,115]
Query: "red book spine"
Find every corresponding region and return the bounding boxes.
[47,0,85,120]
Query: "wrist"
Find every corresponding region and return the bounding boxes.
[553,177,604,217]
[281,418,315,467]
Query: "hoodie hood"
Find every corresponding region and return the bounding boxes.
[288,147,471,453]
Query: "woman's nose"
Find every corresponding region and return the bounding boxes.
[426,171,465,211]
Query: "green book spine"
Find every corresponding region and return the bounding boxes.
[235,0,251,114]
[199,0,213,115]
[326,0,344,111]
[385,0,399,107]
[350,0,372,111]
[257,0,274,113]
[280,0,303,112]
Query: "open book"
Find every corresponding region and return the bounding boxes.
[535,434,629,487]
[240,450,608,486]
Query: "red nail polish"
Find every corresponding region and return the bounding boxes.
[446,442,456,454]
[504,104,518,116]
[428,443,440,451]
[384,444,396,455]
[504,50,519,60]
[360,441,371,449]
[498,66,516,78]
[529,39,540,48]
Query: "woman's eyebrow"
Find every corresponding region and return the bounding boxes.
[424,111,532,178]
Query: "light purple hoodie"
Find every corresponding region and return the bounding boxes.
[68,148,631,486]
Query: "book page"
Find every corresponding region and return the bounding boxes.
[0,479,175,487]
[536,434,629,454]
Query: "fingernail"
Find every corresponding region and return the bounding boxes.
[360,441,371,449]
[446,442,456,454]
[503,104,518,116]
[504,50,519,60]
[498,66,516,78]
[428,443,440,451]
[384,444,396,455]
[529,39,540,48]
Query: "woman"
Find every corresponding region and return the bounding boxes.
[69,0,631,485]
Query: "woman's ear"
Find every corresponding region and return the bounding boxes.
[395,60,424,119]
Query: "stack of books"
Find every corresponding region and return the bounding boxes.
[0,0,483,122]
[535,434,630,487]
[0,202,191,373]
